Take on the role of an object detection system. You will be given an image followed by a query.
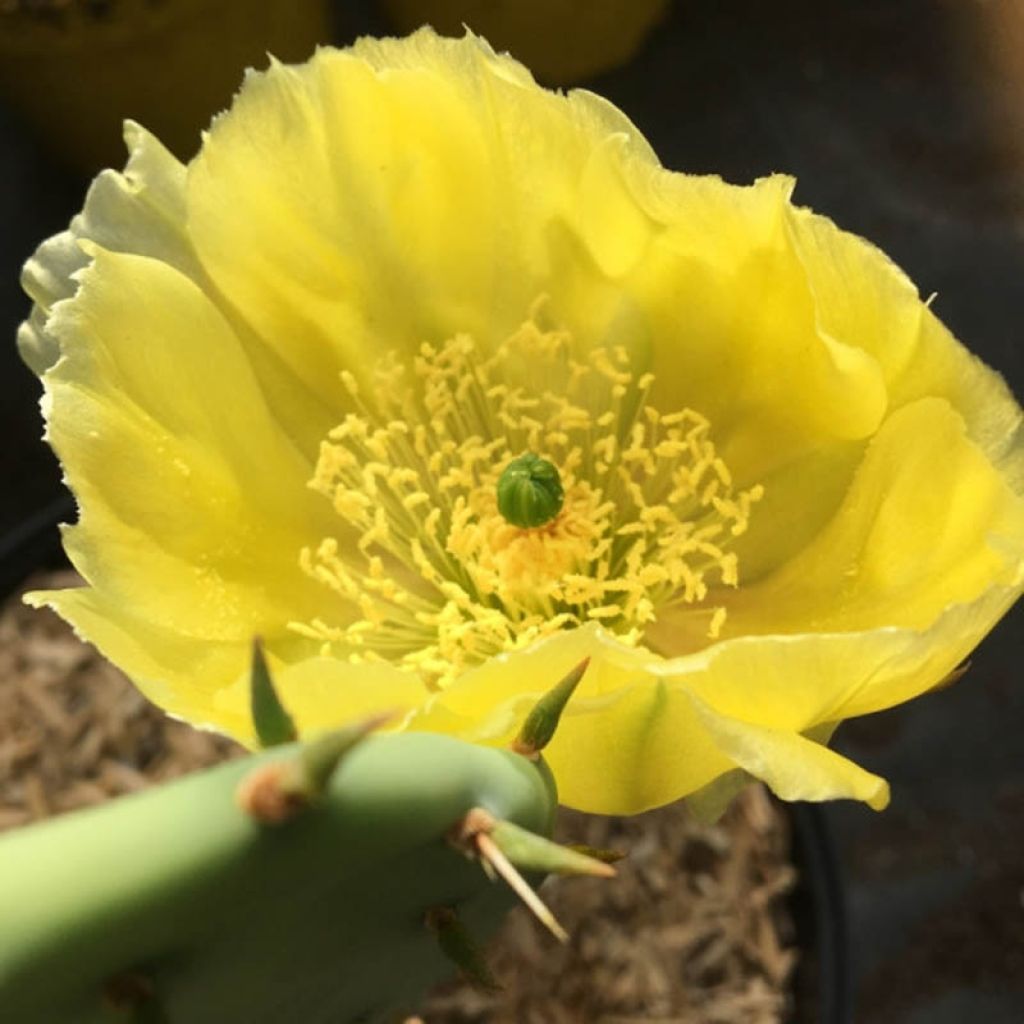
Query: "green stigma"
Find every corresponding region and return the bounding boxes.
[496,452,565,529]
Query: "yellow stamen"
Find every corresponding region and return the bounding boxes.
[293,310,763,688]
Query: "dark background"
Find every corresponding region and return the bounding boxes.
[1,3,1021,1020]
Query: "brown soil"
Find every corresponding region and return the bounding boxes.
[0,572,798,1023]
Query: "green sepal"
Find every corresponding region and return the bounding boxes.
[249,638,297,749]
[512,657,589,757]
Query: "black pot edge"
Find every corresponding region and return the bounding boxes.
[788,801,852,1024]
[0,492,74,599]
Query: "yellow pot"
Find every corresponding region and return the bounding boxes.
[0,0,330,172]
[381,0,670,83]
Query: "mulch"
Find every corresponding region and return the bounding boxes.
[0,572,798,1023]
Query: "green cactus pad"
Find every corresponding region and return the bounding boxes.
[0,732,558,1023]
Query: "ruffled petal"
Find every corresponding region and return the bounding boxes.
[25,586,254,737]
[786,205,1024,480]
[34,246,337,679]
[599,161,1024,589]
[184,30,661,408]
[410,626,731,812]
[688,692,889,809]
[692,397,1024,641]
[712,203,1024,584]
[18,121,197,374]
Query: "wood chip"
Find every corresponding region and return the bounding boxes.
[0,571,242,830]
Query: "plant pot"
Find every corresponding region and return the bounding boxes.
[379,0,669,84]
[789,801,851,1024]
[0,494,73,607]
[0,0,331,172]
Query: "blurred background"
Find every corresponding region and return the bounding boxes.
[1,2,1021,1021]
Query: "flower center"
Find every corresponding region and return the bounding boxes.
[291,309,763,687]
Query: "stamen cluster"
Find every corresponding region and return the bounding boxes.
[292,312,763,686]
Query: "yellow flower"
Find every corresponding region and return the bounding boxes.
[20,30,1024,816]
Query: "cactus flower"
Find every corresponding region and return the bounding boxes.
[20,30,1024,815]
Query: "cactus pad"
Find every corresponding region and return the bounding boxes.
[0,731,561,1023]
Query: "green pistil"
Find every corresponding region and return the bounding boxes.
[496,452,565,529]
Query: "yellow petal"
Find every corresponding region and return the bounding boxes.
[619,171,889,451]
[698,397,1024,641]
[185,29,660,405]
[687,578,1022,738]
[26,585,254,738]
[411,626,736,812]
[722,202,1024,584]
[613,171,1024,589]
[787,204,1024,478]
[416,575,1018,813]
[38,247,336,662]
[687,692,890,810]
[187,38,516,408]
[18,121,194,374]
[214,657,429,747]
[28,588,425,748]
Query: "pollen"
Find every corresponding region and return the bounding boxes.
[292,309,763,687]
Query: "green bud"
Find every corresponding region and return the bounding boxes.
[496,452,564,528]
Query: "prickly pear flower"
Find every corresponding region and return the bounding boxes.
[20,30,1024,815]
